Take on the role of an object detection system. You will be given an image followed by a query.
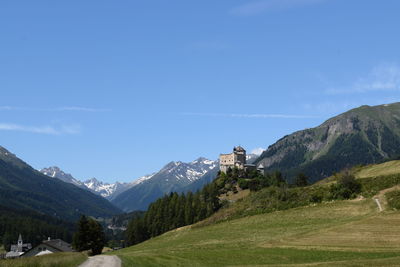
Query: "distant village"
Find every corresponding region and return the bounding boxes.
[1,234,72,259]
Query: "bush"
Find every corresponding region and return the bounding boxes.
[238,179,249,190]
[329,171,361,200]
[294,173,309,187]
[310,192,323,203]
[386,190,400,210]
[232,187,238,194]
[248,179,261,192]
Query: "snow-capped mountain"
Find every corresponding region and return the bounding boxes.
[83,178,134,200]
[40,166,86,189]
[40,157,218,210]
[111,157,219,211]
[156,157,218,183]
[40,167,133,200]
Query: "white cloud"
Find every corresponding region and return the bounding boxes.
[230,0,326,16]
[182,112,318,119]
[326,64,400,95]
[0,106,23,111]
[251,147,265,155]
[0,123,80,135]
[57,106,110,112]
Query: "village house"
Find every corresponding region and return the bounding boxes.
[22,238,73,257]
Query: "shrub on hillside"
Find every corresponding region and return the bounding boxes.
[238,179,249,190]
[329,171,361,200]
[386,190,400,210]
[359,174,400,197]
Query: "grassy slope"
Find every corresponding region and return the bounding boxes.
[113,161,400,266]
[0,252,87,267]
[113,199,400,266]
[355,160,400,179]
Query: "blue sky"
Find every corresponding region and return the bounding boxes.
[1,0,400,183]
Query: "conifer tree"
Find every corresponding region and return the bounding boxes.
[72,215,105,255]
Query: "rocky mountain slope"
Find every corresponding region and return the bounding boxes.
[0,146,121,221]
[41,157,220,211]
[40,166,86,189]
[111,157,218,211]
[255,102,400,182]
[40,167,135,200]
[83,177,134,200]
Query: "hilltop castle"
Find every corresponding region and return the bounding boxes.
[219,146,247,173]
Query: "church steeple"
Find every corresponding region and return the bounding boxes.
[17,234,23,252]
[18,234,22,245]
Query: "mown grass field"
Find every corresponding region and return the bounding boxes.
[0,252,87,267]
[113,198,400,266]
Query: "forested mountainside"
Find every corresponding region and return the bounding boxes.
[0,146,121,221]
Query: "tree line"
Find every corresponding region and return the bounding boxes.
[126,183,220,245]
[126,167,318,246]
[0,205,73,251]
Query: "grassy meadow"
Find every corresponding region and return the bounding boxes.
[0,252,87,267]
[113,198,400,266]
[112,161,400,266]
[355,160,400,179]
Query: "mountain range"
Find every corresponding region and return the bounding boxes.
[40,157,222,212]
[255,102,400,182]
[40,167,136,200]
[111,157,219,211]
[22,102,400,214]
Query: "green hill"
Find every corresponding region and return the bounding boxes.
[112,161,400,266]
[255,102,400,182]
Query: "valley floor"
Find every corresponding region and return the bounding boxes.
[112,198,400,266]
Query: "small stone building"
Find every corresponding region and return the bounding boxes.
[22,238,73,257]
[220,146,247,173]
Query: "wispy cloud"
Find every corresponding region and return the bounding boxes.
[57,106,111,112]
[182,112,318,119]
[251,147,265,155]
[326,64,400,95]
[0,106,110,112]
[0,123,80,135]
[230,0,326,16]
[0,106,24,111]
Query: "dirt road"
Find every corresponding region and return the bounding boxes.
[78,255,121,267]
